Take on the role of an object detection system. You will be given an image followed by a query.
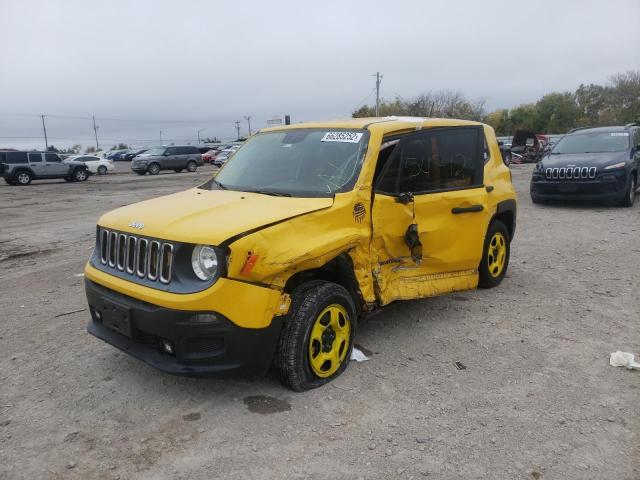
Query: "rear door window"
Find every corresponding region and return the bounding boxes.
[28,153,42,163]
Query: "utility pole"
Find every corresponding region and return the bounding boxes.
[92,114,100,151]
[197,128,205,144]
[373,72,382,117]
[234,120,241,140]
[159,130,163,144]
[244,115,252,136]
[40,114,49,150]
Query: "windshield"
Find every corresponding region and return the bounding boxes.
[552,132,629,154]
[142,147,165,156]
[206,129,369,197]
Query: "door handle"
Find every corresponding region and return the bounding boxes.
[451,204,484,214]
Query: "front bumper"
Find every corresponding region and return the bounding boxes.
[85,279,283,376]
[530,173,627,203]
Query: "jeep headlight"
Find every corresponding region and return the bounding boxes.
[191,245,219,281]
[604,162,625,170]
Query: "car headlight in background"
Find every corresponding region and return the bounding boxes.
[604,162,625,170]
[191,245,219,280]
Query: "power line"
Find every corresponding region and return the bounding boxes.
[0,111,238,124]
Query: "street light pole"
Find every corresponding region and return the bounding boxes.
[197,128,205,144]
[244,115,252,136]
[160,130,163,144]
[234,121,241,140]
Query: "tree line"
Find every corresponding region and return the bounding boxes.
[352,70,640,136]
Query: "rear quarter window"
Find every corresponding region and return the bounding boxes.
[6,152,28,164]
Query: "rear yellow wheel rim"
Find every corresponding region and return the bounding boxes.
[308,304,351,378]
[487,232,507,278]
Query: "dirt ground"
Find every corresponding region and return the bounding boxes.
[0,164,638,480]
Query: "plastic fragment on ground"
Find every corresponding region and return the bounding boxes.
[609,351,640,370]
[351,347,369,362]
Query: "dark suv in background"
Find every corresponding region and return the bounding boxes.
[1,151,90,185]
[530,124,640,207]
[130,146,203,175]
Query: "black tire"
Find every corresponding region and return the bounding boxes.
[478,220,510,289]
[174,169,183,173]
[4,178,16,185]
[97,165,108,175]
[186,160,197,172]
[275,281,356,391]
[73,168,88,182]
[14,170,32,185]
[148,163,160,175]
[530,191,543,204]
[620,173,636,207]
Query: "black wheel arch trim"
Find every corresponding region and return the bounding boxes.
[494,199,517,240]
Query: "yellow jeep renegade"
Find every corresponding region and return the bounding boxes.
[85,117,516,390]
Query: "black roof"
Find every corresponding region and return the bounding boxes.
[568,124,638,135]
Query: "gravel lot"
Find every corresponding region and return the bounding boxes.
[0,164,638,480]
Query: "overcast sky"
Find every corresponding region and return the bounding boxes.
[1,0,639,150]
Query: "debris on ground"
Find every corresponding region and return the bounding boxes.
[350,347,369,362]
[609,351,640,370]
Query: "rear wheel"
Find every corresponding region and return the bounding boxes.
[275,281,356,391]
[73,168,88,182]
[147,163,160,175]
[97,165,108,175]
[15,170,32,185]
[478,220,510,288]
[186,160,197,172]
[620,174,636,207]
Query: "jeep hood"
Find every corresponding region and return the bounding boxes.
[98,188,334,245]
[541,151,628,168]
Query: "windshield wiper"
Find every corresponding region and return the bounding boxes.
[212,178,227,190]
[245,189,292,197]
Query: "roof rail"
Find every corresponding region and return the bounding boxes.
[567,126,592,134]
[624,122,638,129]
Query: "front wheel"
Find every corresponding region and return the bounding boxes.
[186,160,197,172]
[147,163,160,175]
[73,168,88,182]
[620,174,636,207]
[275,281,356,391]
[478,220,510,288]
[97,165,108,175]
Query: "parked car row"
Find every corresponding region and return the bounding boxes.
[202,143,242,166]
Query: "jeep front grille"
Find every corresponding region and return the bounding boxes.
[98,228,173,284]
[545,166,596,180]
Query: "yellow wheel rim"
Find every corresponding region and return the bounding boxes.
[308,304,351,378]
[487,232,507,278]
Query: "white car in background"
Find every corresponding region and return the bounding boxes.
[67,155,114,175]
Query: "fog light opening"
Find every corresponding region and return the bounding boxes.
[161,339,175,356]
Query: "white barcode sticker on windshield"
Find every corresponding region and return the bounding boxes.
[321,132,364,143]
[611,132,629,136]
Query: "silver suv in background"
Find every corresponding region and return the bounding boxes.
[1,151,90,185]
[131,146,203,175]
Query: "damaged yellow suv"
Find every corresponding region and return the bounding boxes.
[85,117,516,390]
